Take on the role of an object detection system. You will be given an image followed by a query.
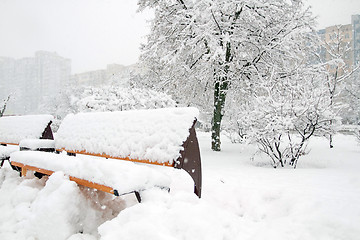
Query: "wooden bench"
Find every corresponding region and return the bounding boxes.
[10,107,202,201]
[0,114,53,168]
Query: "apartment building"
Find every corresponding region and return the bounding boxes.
[319,24,354,75]
[352,14,360,65]
[0,51,71,114]
[71,63,131,86]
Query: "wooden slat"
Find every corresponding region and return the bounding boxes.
[24,165,54,176]
[0,142,19,146]
[68,176,115,195]
[56,148,175,167]
[10,161,116,195]
[11,161,24,168]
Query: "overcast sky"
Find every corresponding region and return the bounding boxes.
[0,0,360,74]
[306,0,360,28]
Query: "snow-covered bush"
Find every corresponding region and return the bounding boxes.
[355,129,360,143]
[76,86,175,112]
[37,85,175,131]
[227,65,339,168]
[37,86,84,131]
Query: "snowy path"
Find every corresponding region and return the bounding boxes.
[1,133,360,240]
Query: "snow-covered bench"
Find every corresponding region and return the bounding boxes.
[0,114,54,167]
[10,107,202,201]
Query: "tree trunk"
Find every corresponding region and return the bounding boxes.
[211,79,228,151]
[329,133,334,148]
[329,118,334,148]
[211,42,231,151]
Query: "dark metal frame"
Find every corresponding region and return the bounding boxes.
[174,120,202,198]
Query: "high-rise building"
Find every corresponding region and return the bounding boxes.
[0,51,71,114]
[318,14,360,70]
[71,64,131,87]
[35,51,71,98]
[352,14,360,65]
[0,57,15,101]
[71,69,106,86]
[322,24,354,74]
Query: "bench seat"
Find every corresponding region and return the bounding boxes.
[7,108,201,200]
[0,114,54,168]
[10,151,172,197]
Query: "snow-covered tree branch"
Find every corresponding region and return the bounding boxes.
[319,24,360,147]
[138,0,322,153]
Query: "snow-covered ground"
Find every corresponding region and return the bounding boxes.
[1,132,359,240]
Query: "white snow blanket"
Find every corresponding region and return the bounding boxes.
[10,151,171,194]
[0,115,53,144]
[2,133,360,240]
[19,139,55,150]
[55,107,199,164]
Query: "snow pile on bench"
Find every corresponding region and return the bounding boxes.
[55,107,199,164]
[0,115,53,144]
[10,151,171,194]
[19,139,55,150]
[0,145,18,159]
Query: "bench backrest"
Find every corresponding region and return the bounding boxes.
[0,115,54,145]
[55,107,202,197]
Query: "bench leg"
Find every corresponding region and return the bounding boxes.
[0,157,10,168]
[21,167,27,177]
[134,191,141,203]
[34,172,46,179]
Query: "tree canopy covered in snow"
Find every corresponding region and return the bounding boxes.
[137,0,337,165]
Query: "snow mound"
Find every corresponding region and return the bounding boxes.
[55,107,199,164]
[0,168,117,240]
[1,133,360,240]
[98,189,243,240]
[0,115,53,144]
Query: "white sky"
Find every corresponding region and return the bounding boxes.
[0,0,359,74]
[0,0,152,73]
[306,0,360,28]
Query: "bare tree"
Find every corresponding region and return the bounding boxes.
[0,95,11,117]
[320,25,360,148]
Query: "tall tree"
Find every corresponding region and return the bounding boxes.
[138,0,319,151]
